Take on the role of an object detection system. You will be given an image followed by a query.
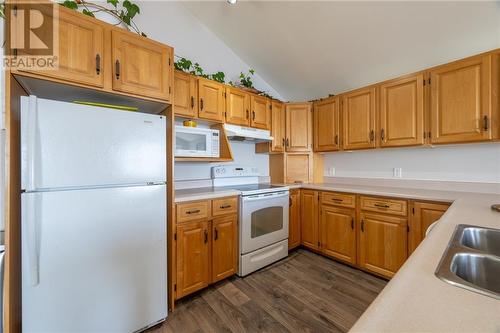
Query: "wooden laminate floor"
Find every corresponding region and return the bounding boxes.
[150,249,387,333]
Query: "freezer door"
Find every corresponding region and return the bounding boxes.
[21,96,166,191]
[22,185,167,333]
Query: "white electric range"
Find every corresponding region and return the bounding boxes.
[211,166,289,276]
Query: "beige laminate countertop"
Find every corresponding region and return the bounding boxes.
[175,182,500,332]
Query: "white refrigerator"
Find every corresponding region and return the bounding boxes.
[20,96,167,332]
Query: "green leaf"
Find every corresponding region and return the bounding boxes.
[82,9,95,17]
[0,3,5,19]
[106,0,118,7]
[61,0,78,10]
[249,69,255,75]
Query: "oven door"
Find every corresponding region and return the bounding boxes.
[240,191,289,254]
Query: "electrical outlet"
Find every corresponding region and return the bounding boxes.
[393,167,402,178]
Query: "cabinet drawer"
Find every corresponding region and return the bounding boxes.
[321,192,356,208]
[176,201,210,223]
[212,197,238,216]
[360,196,408,216]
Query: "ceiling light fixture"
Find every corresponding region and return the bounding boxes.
[227,0,237,4]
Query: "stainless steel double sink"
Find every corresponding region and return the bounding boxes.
[435,225,500,300]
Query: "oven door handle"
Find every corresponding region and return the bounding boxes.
[242,191,289,202]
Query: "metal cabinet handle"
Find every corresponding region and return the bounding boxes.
[186,209,200,214]
[483,115,489,131]
[361,220,364,232]
[282,138,285,147]
[252,111,256,120]
[200,98,204,111]
[285,138,289,147]
[191,96,194,108]
[334,134,338,145]
[381,129,385,141]
[374,203,390,208]
[115,59,120,80]
[95,54,101,75]
[220,204,231,209]
[289,197,292,207]
[331,198,343,202]
[204,230,208,243]
[246,110,249,119]
[351,218,354,230]
[214,228,218,241]
[369,130,375,142]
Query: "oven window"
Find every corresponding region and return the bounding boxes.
[251,206,283,238]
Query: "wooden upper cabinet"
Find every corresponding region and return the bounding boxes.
[211,215,238,283]
[112,30,172,101]
[225,87,250,126]
[301,190,319,250]
[320,206,356,264]
[358,212,407,278]
[409,201,450,254]
[16,6,105,87]
[342,87,377,150]
[286,103,312,152]
[251,95,270,129]
[429,54,492,144]
[379,73,425,147]
[289,189,301,250]
[176,220,210,298]
[198,78,225,122]
[270,101,286,152]
[174,71,198,118]
[313,97,341,151]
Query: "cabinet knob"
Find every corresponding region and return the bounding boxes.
[334,134,338,145]
[381,129,385,141]
[115,59,120,80]
[361,220,365,232]
[369,130,375,142]
[200,98,204,111]
[95,54,101,75]
[483,115,489,131]
[204,230,208,243]
[191,96,195,108]
[214,228,218,241]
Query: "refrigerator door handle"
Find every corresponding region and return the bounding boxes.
[26,96,38,192]
[22,194,40,286]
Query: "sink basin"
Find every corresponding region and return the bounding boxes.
[451,253,500,295]
[460,227,500,257]
[435,225,500,300]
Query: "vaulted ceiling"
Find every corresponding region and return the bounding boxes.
[181,1,500,101]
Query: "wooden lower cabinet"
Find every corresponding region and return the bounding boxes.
[288,189,301,249]
[175,197,238,300]
[320,205,356,264]
[409,201,450,254]
[212,215,238,282]
[176,220,210,298]
[358,212,408,278]
[300,190,320,250]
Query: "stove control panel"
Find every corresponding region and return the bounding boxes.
[211,165,259,178]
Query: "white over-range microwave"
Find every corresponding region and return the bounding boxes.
[175,126,220,158]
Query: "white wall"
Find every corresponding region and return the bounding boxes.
[134,1,283,100]
[175,141,269,181]
[324,143,500,183]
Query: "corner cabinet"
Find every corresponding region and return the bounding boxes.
[342,87,377,150]
[409,201,450,254]
[429,54,492,144]
[111,30,173,101]
[313,96,341,151]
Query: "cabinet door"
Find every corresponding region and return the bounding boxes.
[359,213,407,278]
[174,71,197,118]
[288,190,301,249]
[313,97,341,151]
[430,55,492,143]
[301,190,319,250]
[198,78,225,122]
[112,30,172,101]
[320,206,356,264]
[17,6,104,87]
[285,153,311,184]
[270,101,286,152]
[342,88,376,150]
[379,74,424,147]
[212,215,238,283]
[409,202,449,254]
[251,95,270,129]
[176,220,210,298]
[286,103,312,152]
[226,88,250,126]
